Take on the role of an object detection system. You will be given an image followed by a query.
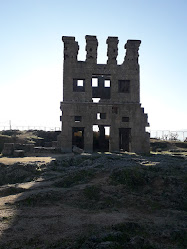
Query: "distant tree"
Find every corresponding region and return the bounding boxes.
[169,132,179,141]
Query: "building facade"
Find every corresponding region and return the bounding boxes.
[58,35,150,153]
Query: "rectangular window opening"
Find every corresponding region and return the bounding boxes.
[93,124,99,132]
[97,113,106,120]
[74,116,82,122]
[104,126,110,136]
[92,78,98,87]
[77,80,84,87]
[104,79,110,87]
[122,117,129,122]
[100,113,106,119]
[92,98,100,103]
[118,80,130,93]
[97,113,100,120]
[73,79,85,92]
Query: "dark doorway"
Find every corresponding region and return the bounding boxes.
[72,127,84,149]
[93,125,110,152]
[119,128,131,152]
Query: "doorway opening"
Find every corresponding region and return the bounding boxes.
[119,128,131,152]
[93,125,110,151]
[72,127,84,149]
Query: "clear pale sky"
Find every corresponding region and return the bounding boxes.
[0,0,186,131]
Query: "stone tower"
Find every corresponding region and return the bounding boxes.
[58,35,150,153]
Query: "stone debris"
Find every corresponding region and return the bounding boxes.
[72,145,84,154]
[13,150,24,157]
[2,143,14,156]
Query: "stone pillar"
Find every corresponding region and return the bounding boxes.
[84,126,93,153]
[124,40,141,66]
[98,125,105,152]
[109,126,119,152]
[106,37,119,65]
[85,35,98,63]
[62,36,79,63]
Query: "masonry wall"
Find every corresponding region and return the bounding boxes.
[58,35,150,153]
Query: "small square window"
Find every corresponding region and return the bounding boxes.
[104,80,110,87]
[100,113,106,119]
[92,78,98,87]
[97,113,106,120]
[74,116,82,122]
[118,80,130,93]
[73,79,85,92]
[122,117,129,122]
[77,80,84,87]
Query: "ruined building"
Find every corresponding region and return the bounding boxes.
[58,36,150,153]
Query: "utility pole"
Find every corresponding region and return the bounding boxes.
[9,120,12,130]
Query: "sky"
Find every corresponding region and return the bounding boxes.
[0,0,187,132]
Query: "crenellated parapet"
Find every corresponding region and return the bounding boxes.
[106,37,119,65]
[85,35,98,63]
[62,36,142,66]
[62,36,79,62]
[124,40,141,66]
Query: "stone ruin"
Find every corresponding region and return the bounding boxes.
[58,35,150,153]
[2,142,58,157]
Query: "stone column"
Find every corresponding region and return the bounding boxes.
[123,40,141,66]
[109,125,119,152]
[85,35,98,64]
[84,125,93,153]
[62,36,79,63]
[98,125,105,152]
[58,125,72,153]
[106,37,119,65]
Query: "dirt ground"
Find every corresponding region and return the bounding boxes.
[0,156,54,165]
[0,152,186,249]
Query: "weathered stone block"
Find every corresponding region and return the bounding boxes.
[13,150,25,157]
[2,143,14,156]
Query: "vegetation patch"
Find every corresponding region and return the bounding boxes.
[15,190,62,207]
[50,222,157,249]
[54,169,95,188]
[83,185,101,201]
[0,163,43,186]
[110,167,152,190]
